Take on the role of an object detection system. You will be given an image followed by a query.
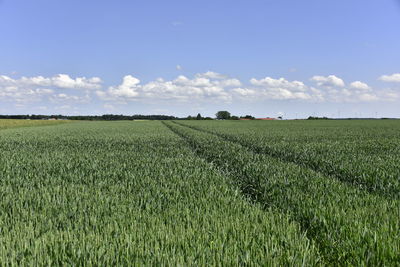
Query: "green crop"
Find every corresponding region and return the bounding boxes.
[0,121,320,265]
[178,120,400,198]
[165,121,400,265]
[1,119,399,265]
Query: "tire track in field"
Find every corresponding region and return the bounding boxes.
[162,121,328,264]
[163,121,266,206]
[172,121,398,199]
[163,121,400,266]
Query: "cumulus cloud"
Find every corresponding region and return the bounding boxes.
[98,73,392,104]
[0,74,100,103]
[310,75,345,87]
[107,75,141,98]
[98,72,235,102]
[325,88,379,102]
[19,74,102,89]
[0,75,53,103]
[2,71,398,109]
[243,77,317,101]
[52,75,102,89]
[49,93,90,104]
[379,73,400,83]
[308,75,384,102]
[232,88,257,96]
[216,78,242,87]
[250,77,307,91]
[238,75,394,103]
[350,81,371,91]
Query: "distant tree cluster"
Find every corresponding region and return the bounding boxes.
[307,116,330,120]
[183,113,214,120]
[240,115,255,120]
[185,111,258,121]
[215,111,256,120]
[215,111,231,120]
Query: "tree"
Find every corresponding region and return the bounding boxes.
[196,113,202,120]
[215,111,231,120]
[240,115,255,120]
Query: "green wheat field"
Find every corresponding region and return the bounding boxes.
[0,119,399,265]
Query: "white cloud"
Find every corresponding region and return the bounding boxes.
[99,74,390,104]
[2,71,399,110]
[0,74,100,103]
[233,76,386,103]
[0,77,54,103]
[20,76,51,86]
[246,77,316,101]
[316,79,398,102]
[20,74,102,89]
[232,88,257,96]
[49,93,90,104]
[98,72,234,102]
[53,75,102,89]
[379,73,400,83]
[322,86,381,103]
[108,75,141,98]
[357,93,379,102]
[216,78,242,87]
[308,75,383,102]
[377,90,400,101]
[250,77,307,91]
[350,81,371,91]
[0,75,15,84]
[310,75,345,87]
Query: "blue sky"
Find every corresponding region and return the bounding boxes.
[1,0,400,118]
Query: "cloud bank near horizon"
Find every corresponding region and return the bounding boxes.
[97,71,399,104]
[1,71,399,114]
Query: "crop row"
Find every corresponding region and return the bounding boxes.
[0,121,320,265]
[163,121,400,265]
[177,120,400,198]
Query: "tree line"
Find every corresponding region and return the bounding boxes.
[0,114,177,120]
[0,111,280,120]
